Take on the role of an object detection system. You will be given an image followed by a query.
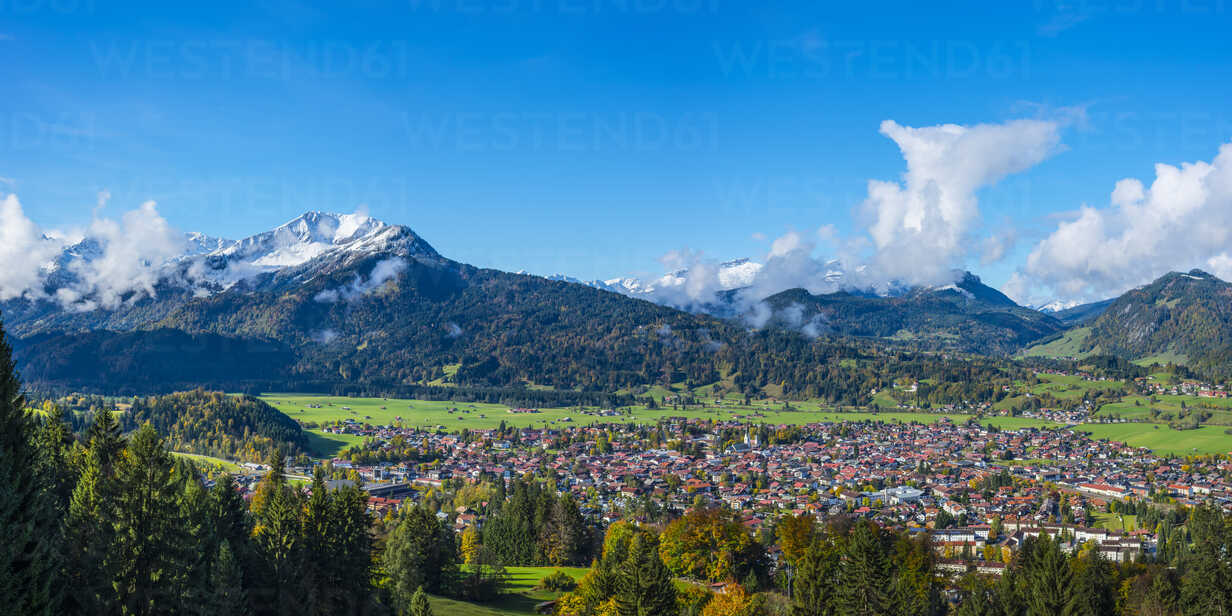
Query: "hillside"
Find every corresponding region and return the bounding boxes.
[120,390,307,462]
[760,272,1065,354]
[1075,270,1232,372]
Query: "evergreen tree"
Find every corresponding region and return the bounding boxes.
[107,423,192,616]
[1181,505,1232,614]
[206,541,247,616]
[410,586,434,616]
[613,535,676,616]
[836,521,889,616]
[0,319,57,615]
[63,439,116,615]
[1064,548,1116,616]
[252,482,305,616]
[1024,534,1072,616]
[384,506,459,608]
[791,537,839,616]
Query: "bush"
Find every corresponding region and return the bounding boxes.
[538,570,578,593]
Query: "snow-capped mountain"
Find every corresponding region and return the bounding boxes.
[184,211,439,290]
[23,212,441,313]
[1033,299,1082,313]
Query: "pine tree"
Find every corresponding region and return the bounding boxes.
[1024,534,1072,616]
[252,482,304,616]
[836,521,889,616]
[0,318,57,615]
[206,541,248,616]
[410,586,434,616]
[1064,548,1116,616]
[107,423,191,616]
[613,535,676,616]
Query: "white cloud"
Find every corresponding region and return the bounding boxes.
[1021,141,1232,302]
[0,192,192,310]
[618,118,1063,327]
[314,257,406,303]
[0,194,62,301]
[66,200,185,309]
[858,118,1062,286]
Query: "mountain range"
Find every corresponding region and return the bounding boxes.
[4,211,1230,393]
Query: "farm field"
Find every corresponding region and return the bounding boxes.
[266,393,1071,457]
[1097,394,1232,425]
[992,372,1124,411]
[1072,423,1232,456]
[261,393,994,432]
[429,566,588,616]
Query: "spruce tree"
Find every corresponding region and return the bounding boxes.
[1064,548,1116,616]
[207,541,248,616]
[409,586,434,616]
[1024,534,1072,616]
[613,535,676,616]
[107,423,191,616]
[791,537,839,616]
[63,440,116,615]
[252,482,304,615]
[836,521,889,616]
[0,319,57,615]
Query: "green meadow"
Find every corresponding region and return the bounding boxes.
[262,393,1070,457]
[1071,423,1232,456]
[428,566,588,616]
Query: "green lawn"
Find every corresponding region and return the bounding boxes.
[430,567,589,616]
[305,429,366,458]
[172,452,244,472]
[1092,512,1139,532]
[1072,423,1232,456]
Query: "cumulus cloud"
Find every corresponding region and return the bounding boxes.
[625,118,1062,328]
[0,194,62,301]
[0,191,191,310]
[314,257,406,303]
[858,119,1062,286]
[67,201,185,309]
[1020,141,1232,302]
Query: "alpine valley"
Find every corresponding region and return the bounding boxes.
[5,211,1231,396]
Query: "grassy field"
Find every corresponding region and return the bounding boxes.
[1097,394,1232,424]
[1020,327,1095,359]
[429,566,589,616]
[1092,512,1139,532]
[992,372,1125,412]
[172,452,244,472]
[267,393,1068,457]
[1072,423,1232,456]
[263,393,996,432]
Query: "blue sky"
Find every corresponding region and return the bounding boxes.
[3,0,1231,301]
